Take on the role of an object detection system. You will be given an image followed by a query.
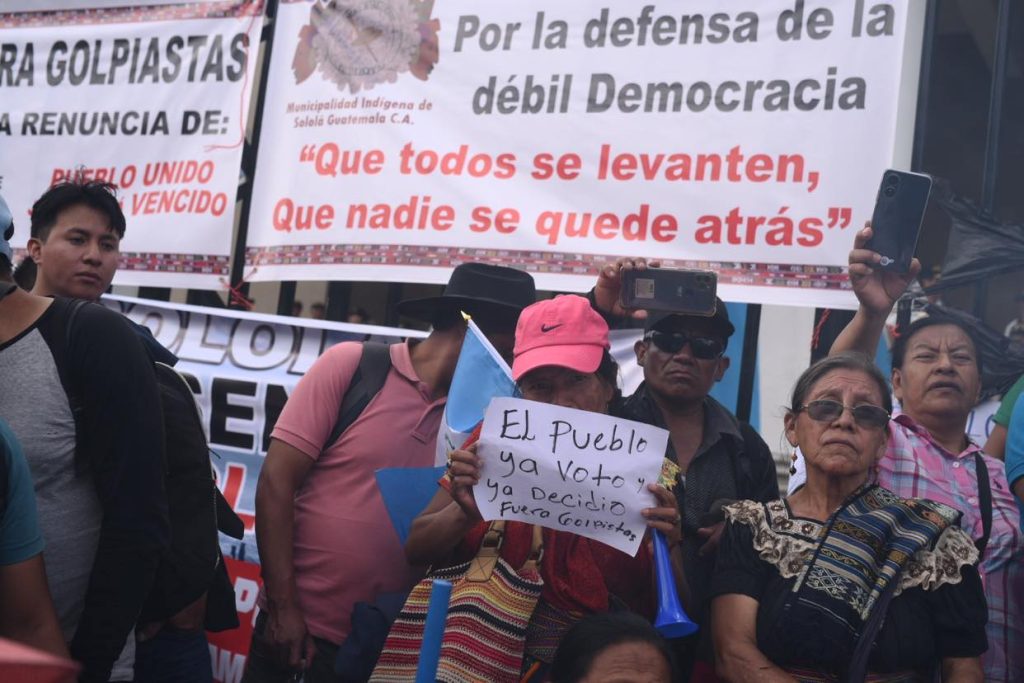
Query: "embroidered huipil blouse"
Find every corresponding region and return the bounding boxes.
[711,497,988,678]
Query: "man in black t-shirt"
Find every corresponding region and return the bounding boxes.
[0,194,169,682]
[23,180,239,682]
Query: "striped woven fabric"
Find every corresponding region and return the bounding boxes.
[437,557,542,683]
[371,563,469,682]
[789,486,958,626]
[371,557,543,683]
[523,600,585,665]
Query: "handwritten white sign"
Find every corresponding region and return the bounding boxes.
[475,397,668,556]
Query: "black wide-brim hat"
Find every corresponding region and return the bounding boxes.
[396,262,536,323]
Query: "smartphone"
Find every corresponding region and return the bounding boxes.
[620,268,718,315]
[865,169,932,272]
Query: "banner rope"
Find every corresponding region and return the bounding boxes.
[219,266,258,310]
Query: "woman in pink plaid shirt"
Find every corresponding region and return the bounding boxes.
[830,224,1024,682]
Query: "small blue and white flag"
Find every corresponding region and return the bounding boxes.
[434,318,517,464]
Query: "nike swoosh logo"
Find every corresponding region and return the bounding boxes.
[540,323,563,333]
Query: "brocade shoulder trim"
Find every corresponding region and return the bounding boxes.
[724,499,817,579]
[724,499,978,592]
[899,525,978,593]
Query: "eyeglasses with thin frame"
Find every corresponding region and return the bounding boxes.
[646,330,725,360]
[798,399,890,429]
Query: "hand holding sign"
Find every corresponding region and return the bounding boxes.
[475,397,668,556]
[447,443,484,523]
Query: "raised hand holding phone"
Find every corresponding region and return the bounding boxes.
[593,257,660,320]
[848,223,922,317]
[864,169,932,273]
[620,267,718,316]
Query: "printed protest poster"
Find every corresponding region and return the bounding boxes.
[0,2,263,289]
[101,293,422,562]
[475,397,668,555]
[208,556,261,683]
[246,0,922,307]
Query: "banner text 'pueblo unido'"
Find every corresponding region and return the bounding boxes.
[0,2,263,289]
[246,0,917,307]
[475,397,668,556]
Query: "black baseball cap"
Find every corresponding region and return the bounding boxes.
[644,297,735,339]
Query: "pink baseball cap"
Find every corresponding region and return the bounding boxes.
[511,295,610,381]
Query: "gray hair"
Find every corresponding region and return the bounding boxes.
[789,352,892,414]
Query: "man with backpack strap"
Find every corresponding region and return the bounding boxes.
[20,180,243,682]
[244,263,535,683]
[0,192,169,682]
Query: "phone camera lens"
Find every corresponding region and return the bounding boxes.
[884,186,897,197]
[885,174,900,187]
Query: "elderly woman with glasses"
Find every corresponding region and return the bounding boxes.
[710,352,987,683]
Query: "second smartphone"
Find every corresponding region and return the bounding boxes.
[865,169,932,273]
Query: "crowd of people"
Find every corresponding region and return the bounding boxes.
[0,177,1022,683]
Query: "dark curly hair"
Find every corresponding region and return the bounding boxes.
[31,180,126,241]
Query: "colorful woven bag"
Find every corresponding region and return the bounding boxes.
[371,521,544,683]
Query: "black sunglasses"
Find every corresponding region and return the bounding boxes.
[647,331,725,360]
[799,399,890,429]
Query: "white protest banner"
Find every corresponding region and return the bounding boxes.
[476,397,667,555]
[101,293,424,562]
[244,0,922,308]
[0,2,263,289]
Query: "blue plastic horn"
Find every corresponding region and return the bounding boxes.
[652,530,698,638]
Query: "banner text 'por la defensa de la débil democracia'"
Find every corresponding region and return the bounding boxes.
[246,0,915,308]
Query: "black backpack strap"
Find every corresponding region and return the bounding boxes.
[61,298,89,396]
[323,342,393,449]
[63,298,88,347]
[59,299,91,472]
[974,452,992,558]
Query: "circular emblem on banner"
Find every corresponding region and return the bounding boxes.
[305,0,421,92]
